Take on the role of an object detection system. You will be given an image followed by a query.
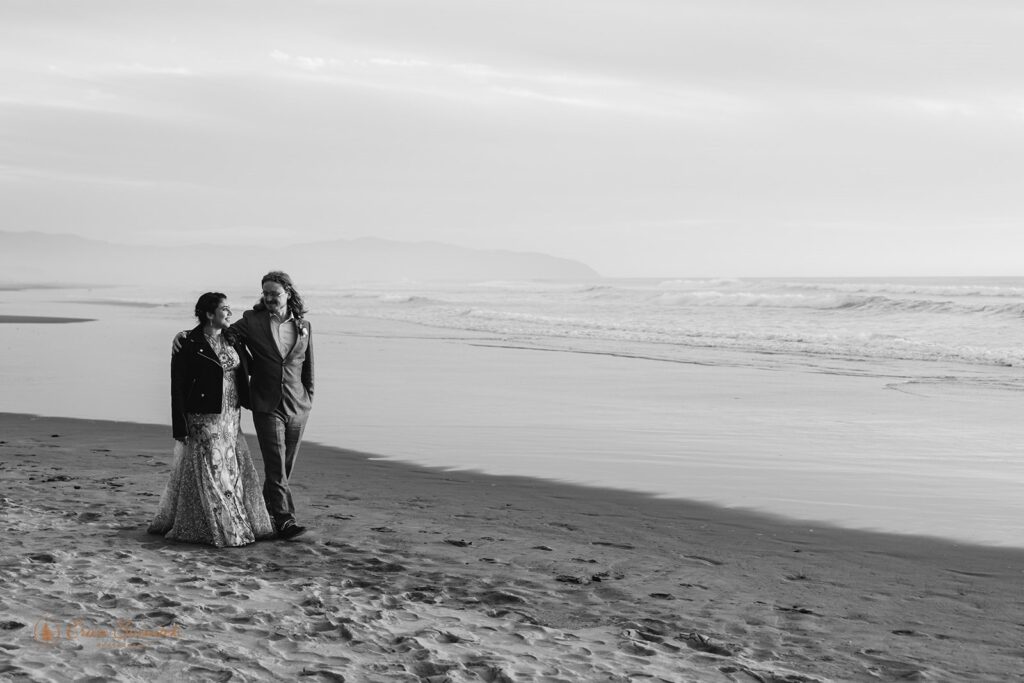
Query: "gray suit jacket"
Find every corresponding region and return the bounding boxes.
[231,308,314,415]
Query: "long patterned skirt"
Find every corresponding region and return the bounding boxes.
[149,375,274,547]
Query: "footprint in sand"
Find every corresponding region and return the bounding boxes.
[479,590,527,606]
[591,541,635,550]
[27,553,57,563]
[775,605,817,618]
[141,610,179,626]
[298,669,347,681]
[855,649,929,679]
[430,630,467,644]
[682,632,735,657]
[619,640,658,657]
[464,662,514,683]
[362,558,406,573]
[186,666,233,682]
[406,658,453,679]
[98,593,121,608]
[555,575,589,585]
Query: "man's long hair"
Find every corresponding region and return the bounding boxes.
[254,270,308,319]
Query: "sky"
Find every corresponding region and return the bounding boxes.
[2,0,1024,277]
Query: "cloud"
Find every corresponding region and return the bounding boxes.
[113,63,194,77]
[266,48,755,118]
[488,87,609,110]
[364,57,432,69]
[912,95,1024,121]
[0,163,202,190]
[270,49,333,71]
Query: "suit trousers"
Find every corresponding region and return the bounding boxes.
[252,409,309,529]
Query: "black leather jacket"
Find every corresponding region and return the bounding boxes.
[171,325,251,439]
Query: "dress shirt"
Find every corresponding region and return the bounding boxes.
[269,311,297,358]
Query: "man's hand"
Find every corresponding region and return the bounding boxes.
[171,330,187,354]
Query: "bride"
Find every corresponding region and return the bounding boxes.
[148,292,274,547]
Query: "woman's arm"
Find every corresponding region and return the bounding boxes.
[170,347,190,440]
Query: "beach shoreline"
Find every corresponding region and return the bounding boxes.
[2,412,1022,681]
[0,315,95,324]
[3,288,1024,547]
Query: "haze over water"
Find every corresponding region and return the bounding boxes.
[2,276,1023,548]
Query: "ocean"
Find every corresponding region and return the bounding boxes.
[313,276,1024,369]
[3,276,1023,547]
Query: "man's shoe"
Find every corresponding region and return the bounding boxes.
[278,523,307,540]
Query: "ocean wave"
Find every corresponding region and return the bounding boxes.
[306,280,1024,368]
[656,291,838,308]
[470,281,609,293]
[352,305,1024,367]
[778,280,1024,298]
[834,296,1024,317]
[656,278,744,290]
[310,291,385,300]
[652,290,1024,317]
[377,294,439,304]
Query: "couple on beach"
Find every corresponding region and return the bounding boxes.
[147,270,314,547]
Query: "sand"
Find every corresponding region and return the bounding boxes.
[1,413,1023,682]
[0,316,95,324]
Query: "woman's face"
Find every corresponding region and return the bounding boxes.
[261,281,289,315]
[210,299,232,329]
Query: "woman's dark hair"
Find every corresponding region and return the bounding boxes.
[194,292,226,324]
[253,270,307,319]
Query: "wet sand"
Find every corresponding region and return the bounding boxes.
[1,412,1023,681]
[0,316,94,324]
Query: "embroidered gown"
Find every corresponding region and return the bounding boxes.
[148,341,274,547]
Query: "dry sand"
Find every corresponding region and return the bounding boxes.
[1,412,1022,682]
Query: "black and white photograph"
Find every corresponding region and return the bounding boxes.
[2,2,1023,680]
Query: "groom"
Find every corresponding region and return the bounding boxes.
[174,270,314,540]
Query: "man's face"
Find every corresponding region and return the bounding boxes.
[262,281,289,315]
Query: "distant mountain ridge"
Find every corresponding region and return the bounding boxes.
[0,231,600,285]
